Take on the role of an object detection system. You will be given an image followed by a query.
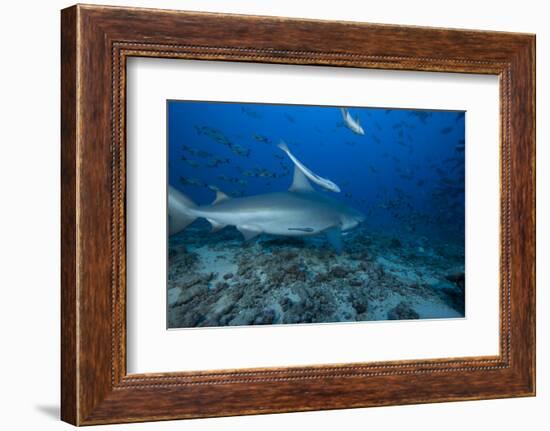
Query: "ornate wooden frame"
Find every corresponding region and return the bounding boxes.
[61,4,536,425]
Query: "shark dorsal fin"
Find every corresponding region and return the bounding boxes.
[289,165,314,193]
[212,189,231,205]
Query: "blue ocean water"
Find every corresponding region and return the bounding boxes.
[168,101,465,242]
[166,100,465,327]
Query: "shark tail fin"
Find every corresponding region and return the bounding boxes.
[340,107,348,116]
[277,140,289,153]
[168,186,197,235]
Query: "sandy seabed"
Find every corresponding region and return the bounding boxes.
[167,220,465,329]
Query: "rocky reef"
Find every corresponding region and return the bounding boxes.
[167,220,465,328]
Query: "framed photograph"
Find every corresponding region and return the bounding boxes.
[61,4,536,425]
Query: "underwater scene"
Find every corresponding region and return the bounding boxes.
[167,100,465,328]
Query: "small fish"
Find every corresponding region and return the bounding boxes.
[253,134,271,144]
[195,125,233,146]
[255,168,277,178]
[196,150,212,158]
[392,122,404,130]
[187,178,204,187]
[218,137,233,146]
[440,126,453,134]
[408,111,432,124]
[184,159,200,168]
[278,141,341,193]
[284,113,295,123]
[340,108,365,135]
[180,177,203,187]
[205,157,229,168]
[241,106,262,119]
[230,144,250,157]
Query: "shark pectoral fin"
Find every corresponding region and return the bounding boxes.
[289,165,314,193]
[288,227,314,233]
[207,218,226,232]
[325,226,343,254]
[237,225,262,241]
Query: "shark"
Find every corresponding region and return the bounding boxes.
[277,141,341,193]
[340,107,365,135]
[168,166,365,253]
